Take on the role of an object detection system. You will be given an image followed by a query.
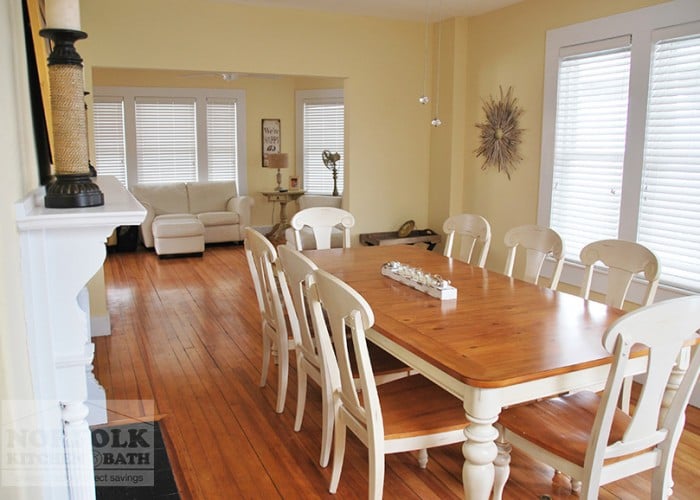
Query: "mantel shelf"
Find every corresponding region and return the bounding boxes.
[16,175,145,230]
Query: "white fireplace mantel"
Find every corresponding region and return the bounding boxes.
[15,176,145,500]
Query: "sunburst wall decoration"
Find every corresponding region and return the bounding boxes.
[475,86,524,180]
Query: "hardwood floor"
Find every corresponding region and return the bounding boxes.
[95,245,700,499]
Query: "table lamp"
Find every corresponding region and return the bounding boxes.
[264,153,289,191]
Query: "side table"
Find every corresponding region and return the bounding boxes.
[359,228,441,251]
[262,190,305,245]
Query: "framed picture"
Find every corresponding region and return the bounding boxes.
[261,118,281,166]
[289,176,299,189]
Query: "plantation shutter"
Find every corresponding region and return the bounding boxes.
[134,98,197,184]
[549,37,631,260]
[638,33,700,291]
[93,98,127,186]
[302,100,344,195]
[206,98,239,182]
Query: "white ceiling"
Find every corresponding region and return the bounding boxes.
[217,0,524,22]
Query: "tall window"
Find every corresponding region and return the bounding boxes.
[538,2,700,294]
[638,33,700,291]
[92,98,127,185]
[296,89,344,195]
[134,98,197,184]
[550,40,631,260]
[206,98,239,182]
[93,87,247,192]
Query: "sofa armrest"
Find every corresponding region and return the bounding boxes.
[139,202,156,248]
[227,195,254,229]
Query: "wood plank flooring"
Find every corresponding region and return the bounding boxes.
[95,245,700,499]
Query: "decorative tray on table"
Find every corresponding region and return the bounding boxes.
[381,261,457,300]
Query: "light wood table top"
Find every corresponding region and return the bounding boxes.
[304,244,639,500]
[305,244,624,389]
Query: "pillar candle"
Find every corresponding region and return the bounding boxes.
[45,0,81,31]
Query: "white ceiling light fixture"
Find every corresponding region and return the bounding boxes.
[177,71,283,81]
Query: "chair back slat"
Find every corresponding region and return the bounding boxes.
[503,224,564,288]
[290,207,354,250]
[309,269,382,437]
[579,239,660,308]
[277,245,319,365]
[442,213,491,267]
[244,228,285,335]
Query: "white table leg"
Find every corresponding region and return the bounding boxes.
[462,390,501,500]
[493,424,511,500]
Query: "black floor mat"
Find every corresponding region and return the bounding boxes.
[91,421,180,499]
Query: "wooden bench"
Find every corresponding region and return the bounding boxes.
[359,229,441,250]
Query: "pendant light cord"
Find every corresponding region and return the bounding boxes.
[434,0,442,119]
[421,0,430,98]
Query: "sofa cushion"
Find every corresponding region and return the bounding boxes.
[152,215,204,238]
[197,211,240,227]
[188,181,238,214]
[132,183,189,216]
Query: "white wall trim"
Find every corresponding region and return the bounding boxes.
[90,314,111,337]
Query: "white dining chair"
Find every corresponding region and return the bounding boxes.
[308,268,466,499]
[276,245,411,467]
[442,213,491,267]
[579,238,661,413]
[244,227,293,413]
[503,224,565,289]
[289,207,354,251]
[580,239,660,309]
[497,294,700,499]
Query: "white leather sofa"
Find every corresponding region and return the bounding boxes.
[131,181,253,255]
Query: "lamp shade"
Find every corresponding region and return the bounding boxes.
[264,153,288,169]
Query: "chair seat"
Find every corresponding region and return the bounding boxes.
[354,341,410,379]
[377,375,466,440]
[499,391,632,467]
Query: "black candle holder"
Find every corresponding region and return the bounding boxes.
[39,28,103,208]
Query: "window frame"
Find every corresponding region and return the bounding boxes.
[93,86,247,193]
[295,88,345,196]
[537,0,700,301]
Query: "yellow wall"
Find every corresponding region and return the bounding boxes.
[80,0,432,235]
[1,1,42,497]
[80,0,667,261]
[458,0,667,271]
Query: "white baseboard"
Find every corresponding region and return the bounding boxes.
[253,225,273,234]
[90,315,111,337]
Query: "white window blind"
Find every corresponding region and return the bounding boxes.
[134,98,197,184]
[302,99,344,195]
[550,43,631,260]
[638,34,700,291]
[93,98,127,186]
[206,98,239,182]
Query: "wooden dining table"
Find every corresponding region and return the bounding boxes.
[304,244,652,500]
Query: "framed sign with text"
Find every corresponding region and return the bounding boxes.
[261,118,281,166]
